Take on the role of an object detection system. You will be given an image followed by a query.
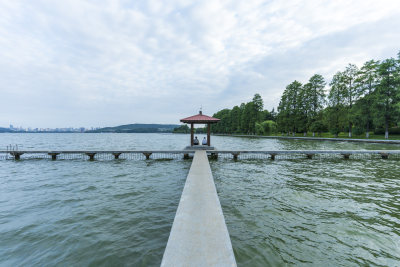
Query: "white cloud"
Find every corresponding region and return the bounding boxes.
[0,0,399,127]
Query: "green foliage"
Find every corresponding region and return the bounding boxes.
[277,80,303,133]
[241,102,256,134]
[173,125,190,133]
[230,106,242,133]
[210,51,400,139]
[309,120,326,134]
[372,57,400,138]
[374,127,400,135]
[262,120,277,135]
[211,94,274,134]
[353,126,364,135]
[306,74,326,132]
[252,93,264,112]
[195,127,206,134]
[211,109,232,133]
[255,122,263,135]
[255,120,277,135]
[324,106,346,136]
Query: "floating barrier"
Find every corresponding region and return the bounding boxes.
[211,150,400,160]
[0,150,195,161]
[1,150,400,161]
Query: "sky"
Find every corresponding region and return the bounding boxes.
[1,0,400,128]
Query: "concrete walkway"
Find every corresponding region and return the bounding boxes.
[161,151,236,267]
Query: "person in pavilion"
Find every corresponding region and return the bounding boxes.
[202,137,207,145]
[193,136,199,145]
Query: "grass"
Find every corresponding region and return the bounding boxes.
[220,132,400,140]
[263,132,400,140]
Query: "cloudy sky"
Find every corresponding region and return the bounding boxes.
[1,0,399,128]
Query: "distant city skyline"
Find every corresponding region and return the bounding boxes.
[5,124,98,132]
[1,0,400,128]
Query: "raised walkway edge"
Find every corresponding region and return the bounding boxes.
[161,150,237,267]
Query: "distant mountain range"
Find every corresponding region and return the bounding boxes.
[86,123,181,133]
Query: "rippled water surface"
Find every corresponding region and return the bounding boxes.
[1,133,400,266]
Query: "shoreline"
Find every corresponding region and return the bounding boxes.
[213,134,400,144]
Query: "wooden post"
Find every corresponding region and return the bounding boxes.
[48,153,59,160]
[210,152,218,160]
[143,153,152,160]
[207,123,211,146]
[270,153,276,160]
[342,154,350,159]
[86,153,96,160]
[191,123,194,146]
[11,152,23,160]
[232,152,239,160]
[380,153,389,159]
[113,153,121,159]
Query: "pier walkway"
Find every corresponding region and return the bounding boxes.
[161,151,236,266]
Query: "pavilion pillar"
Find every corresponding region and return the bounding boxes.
[190,123,194,146]
[207,123,211,146]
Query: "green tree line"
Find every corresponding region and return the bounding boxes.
[211,93,277,135]
[211,51,400,139]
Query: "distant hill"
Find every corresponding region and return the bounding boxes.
[86,123,180,133]
[0,127,11,133]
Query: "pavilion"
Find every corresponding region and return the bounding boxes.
[180,111,220,148]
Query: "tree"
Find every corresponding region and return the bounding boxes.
[352,97,373,137]
[289,81,303,135]
[373,58,400,139]
[261,120,277,135]
[262,110,272,121]
[241,102,257,134]
[269,108,277,121]
[239,103,246,132]
[277,81,303,135]
[277,90,289,134]
[252,93,264,112]
[283,81,303,135]
[297,84,310,136]
[354,60,379,138]
[255,120,277,135]
[230,106,242,133]
[309,119,326,136]
[342,64,360,137]
[252,93,264,123]
[211,109,231,133]
[173,125,190,133]
[208,50,400,139]
[306,74,326,136]
[327,72,347,137]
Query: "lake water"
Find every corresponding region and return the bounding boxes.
[0,133,399,266]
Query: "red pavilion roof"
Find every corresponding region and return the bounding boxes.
[180,112,220,124]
